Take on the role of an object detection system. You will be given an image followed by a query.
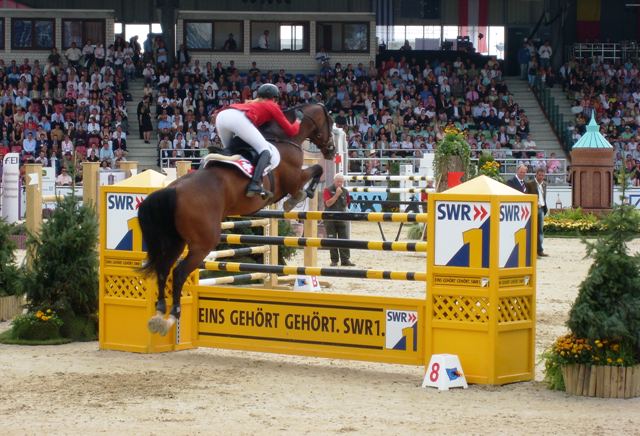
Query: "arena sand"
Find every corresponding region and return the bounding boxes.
[1,223,639,435]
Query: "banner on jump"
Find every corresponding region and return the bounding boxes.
[434,201,491,268]
[498,202,533,268]
[105,192,146,251]
[196,292,422,362]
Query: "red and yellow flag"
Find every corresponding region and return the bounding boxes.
[576,0,601,41]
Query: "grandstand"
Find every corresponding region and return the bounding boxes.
[1,0,640,201]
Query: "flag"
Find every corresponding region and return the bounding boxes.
[576,0,601,42]
[458,0,489,53]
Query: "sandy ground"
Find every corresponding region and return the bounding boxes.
[1,223,640,435]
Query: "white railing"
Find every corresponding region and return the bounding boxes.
[343,151,569,185]
[571,42,640,63]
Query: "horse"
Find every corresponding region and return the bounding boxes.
[137,103,336,336]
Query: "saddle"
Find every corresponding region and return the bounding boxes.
[200,137,274,182]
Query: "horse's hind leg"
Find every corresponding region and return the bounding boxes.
[155,245,212,336]
[148,242,185,334]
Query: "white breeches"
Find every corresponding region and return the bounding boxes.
[215,109,281,168]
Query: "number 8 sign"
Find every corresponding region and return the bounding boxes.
[422,354,468,391]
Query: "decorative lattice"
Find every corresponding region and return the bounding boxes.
[103,270,198,300]
[498,296,532,322]
[432,295,489,323]
[103,275,148,299]
[155,275,193,298]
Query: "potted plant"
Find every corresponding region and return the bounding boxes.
[543,173,640,398]
[433,126,471,192]
[476,153,504,183]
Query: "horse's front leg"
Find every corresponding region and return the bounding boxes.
[283,164,323,211]
[304,164,324,198]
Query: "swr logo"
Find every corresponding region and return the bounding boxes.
[500,204,530,222]
[436,203,488,221]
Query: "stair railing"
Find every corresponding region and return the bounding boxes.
[530,76,574,156]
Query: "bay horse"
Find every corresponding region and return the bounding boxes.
[138,103,335,335]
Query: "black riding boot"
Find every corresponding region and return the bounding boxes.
[246,151,272,199]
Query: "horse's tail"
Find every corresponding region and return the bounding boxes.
[137,188,181,277]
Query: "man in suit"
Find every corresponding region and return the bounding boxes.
[506,163,528,193]
[527,167,548,257]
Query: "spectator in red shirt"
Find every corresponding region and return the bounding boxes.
[322,173,355,267]
[215,83,301,198]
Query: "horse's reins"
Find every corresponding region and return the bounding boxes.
[267,104,334,153]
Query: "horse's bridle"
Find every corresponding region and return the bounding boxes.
[301,104,335,155]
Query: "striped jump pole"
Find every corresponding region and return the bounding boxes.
[220,219,270,230]
[202,261,426,282]
[344,175,431,182]
[198,273,268,286]
[205,245,270,261]
[246,210,428,223]
[219,234,427,252]
[347,187,431,194]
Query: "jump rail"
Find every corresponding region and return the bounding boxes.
[220,219,270,230]
[247,210,428,223]
[219,234,428,252]
[202,261,427,281]
[205,245,270,261]
[198,272,268,286]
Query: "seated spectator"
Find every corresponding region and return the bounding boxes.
[22,132,37,156]
[65,42,82,67]
[56,167,73,185]
[99,140,114,164]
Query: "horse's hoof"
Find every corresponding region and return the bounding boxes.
[147,315,165,334]
[283,197,296,212]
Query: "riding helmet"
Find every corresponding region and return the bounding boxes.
[257,83,280,99]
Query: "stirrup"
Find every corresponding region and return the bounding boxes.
[246,183,272,199]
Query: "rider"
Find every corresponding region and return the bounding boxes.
[215,83,302,198]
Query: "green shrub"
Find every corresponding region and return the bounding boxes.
[0,218,24,297]
[543,177,640,389]
[23,195,99,319]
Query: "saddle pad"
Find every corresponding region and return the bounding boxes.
[201,153,262,178]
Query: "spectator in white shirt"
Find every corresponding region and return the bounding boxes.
[65,42,82,66]
[538,41,552,68]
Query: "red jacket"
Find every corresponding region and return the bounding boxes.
[228,100,300,137]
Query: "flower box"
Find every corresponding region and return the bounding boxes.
[562,364,640,398]
[0,295,24,321]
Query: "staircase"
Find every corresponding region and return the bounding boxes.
[548,85,578,140]
[504,77,566,158]
[125,79,158,171]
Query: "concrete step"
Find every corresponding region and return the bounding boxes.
[504,76,566,159]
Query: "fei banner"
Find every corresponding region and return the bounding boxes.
[1,153,21,223]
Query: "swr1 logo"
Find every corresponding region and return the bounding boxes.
[500,204,530,222]
[436,203,488,221]
[107,194,143,210]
